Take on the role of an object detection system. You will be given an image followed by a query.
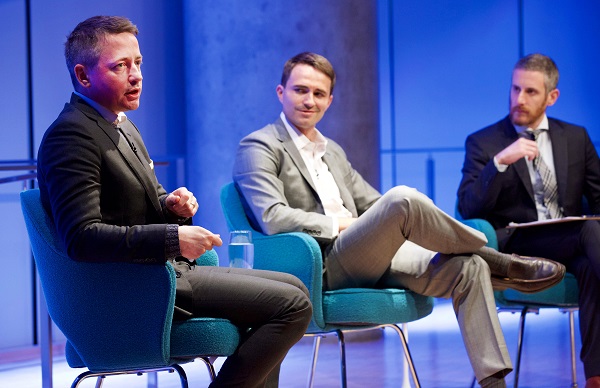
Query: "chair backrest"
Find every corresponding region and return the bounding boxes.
[220,182,259,232]
[220,183,326,330]
[455,200,499,249]
[20,189,175,371]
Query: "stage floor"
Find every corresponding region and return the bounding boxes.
[0,299,584,387]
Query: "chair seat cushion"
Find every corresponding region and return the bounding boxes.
[496,273,579,308]
[66,317,241,369]
[170,317,241,360]
[317,288,434,331]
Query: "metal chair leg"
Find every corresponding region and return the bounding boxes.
[336,330,348,388]
[470,375,477,388]
[147,371,158,388]
[306,325,422,388]
[71,365,189,388]
[513,307,529,388]
[306,335,322,388]
[385,324,421,388]
[567,309,578,388]
[198,357,217,381]
[171,364,189,388]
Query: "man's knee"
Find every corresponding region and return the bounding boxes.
[384,185,427,202]
[380,186,432,213]
[288,288,313,328]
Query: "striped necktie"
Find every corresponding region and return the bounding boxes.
[520,129,563,219]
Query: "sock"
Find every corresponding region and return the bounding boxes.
[476,246,511,277]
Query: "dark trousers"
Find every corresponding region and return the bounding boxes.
[174,262,312,387]
[501,220,600,378]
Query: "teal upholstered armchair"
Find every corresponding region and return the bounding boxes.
[20,188,241,388]
[456,205,579,388]
[220,182,434,388]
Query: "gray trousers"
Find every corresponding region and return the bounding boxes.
[324,185,512,382]
[175,262,312,387]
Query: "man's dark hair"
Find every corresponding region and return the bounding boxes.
[65,15,138,88]
[281,52,336,94]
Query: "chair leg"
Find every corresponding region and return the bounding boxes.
[513,307,528,388]
[567,309,578,388]
[306,335,322,388]
[470,375,477,388]
[198,357,217,381]
[385,324,421,388]
[171,364,189,388]
[71,365,189,388]
[335,330,348,388]
[147,371,158,388]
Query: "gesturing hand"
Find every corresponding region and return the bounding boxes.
[166,187,198,218]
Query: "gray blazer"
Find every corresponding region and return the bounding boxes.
[233,117,381,245]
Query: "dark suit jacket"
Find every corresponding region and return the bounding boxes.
[233,117,381,246]
[38,93,187,264]
[457,115,600,248]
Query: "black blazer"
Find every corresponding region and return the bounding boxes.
[457,116,600,247]
[38,93,186,264]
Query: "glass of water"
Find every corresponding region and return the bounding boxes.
[228,230,254,269]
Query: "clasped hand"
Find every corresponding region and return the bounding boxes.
[178,225,222,260]
[166,187,223,260]
[495,137,539,165]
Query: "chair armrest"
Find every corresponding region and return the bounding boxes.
[196,249,219,266]
[252,232,325,329]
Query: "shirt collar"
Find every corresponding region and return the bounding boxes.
[74,91,126,126]
[514,114,550,135]
[280,112,327,152]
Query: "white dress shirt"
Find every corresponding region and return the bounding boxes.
[280,112,352,236]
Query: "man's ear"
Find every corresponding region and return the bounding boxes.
[276,84,284,103]
[74,64,91,88]
[546,88,560,107]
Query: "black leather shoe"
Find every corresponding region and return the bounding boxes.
[491,254,566,294]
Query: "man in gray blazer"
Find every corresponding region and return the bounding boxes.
[233,52,565,388]
[38,16,312,387]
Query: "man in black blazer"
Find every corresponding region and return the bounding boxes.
[37,16,312,387]
[458,53,600,387]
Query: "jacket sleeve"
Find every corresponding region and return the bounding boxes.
[581,128,600,214]
[457,132,512,219]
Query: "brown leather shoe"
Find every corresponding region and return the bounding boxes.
[491,255,566,294]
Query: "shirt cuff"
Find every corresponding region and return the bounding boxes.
[165,224,181,260]
[493,156,508,172]
[331,217,340,238]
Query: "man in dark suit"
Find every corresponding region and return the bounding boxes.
[37,16,312,387]
[458,53,600,387]
[233,52,565,388]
